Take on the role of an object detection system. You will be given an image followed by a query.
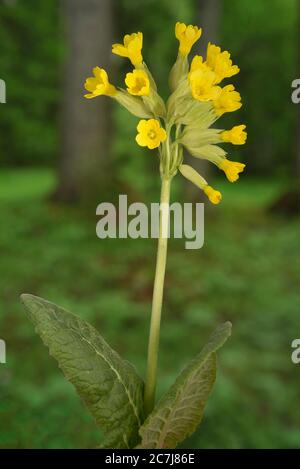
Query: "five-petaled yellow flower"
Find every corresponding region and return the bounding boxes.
[219,160,246,183]
[136,119,167,150]
[213,85,242,116]
[112,32,143,67]
[175,22,202,56]
[222,125,247,145]
[84,67,116,99]
[125,69,150,96]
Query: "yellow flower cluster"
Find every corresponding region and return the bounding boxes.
[188,44,241,116]
[84,22,247,204]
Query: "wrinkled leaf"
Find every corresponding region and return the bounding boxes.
[138,322,232,449]
[21,294,144,449]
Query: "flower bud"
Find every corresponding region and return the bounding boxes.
[166,78,190,121]
[169,54,189,92]
[179,164,207,190]
[179,165,222,204]
[180,127,222,148]
[115,90,152,118]
[143,89,166,118]
[140,63,158,91]
[183,142,227,162]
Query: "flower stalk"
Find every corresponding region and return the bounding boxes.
[144,176,171,415]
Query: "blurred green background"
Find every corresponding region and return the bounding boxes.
[1,0,300,449]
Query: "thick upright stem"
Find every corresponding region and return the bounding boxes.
[144,177,171,416]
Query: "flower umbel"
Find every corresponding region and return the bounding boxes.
[136,119,167,149]
[125,69,150,96]
[112,32,143,67]
[84,67,116,99]
[175,22,202,56]
[84,23,246,200]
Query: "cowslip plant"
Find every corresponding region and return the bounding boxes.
[21,22,246,449]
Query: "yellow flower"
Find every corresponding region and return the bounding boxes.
[206,43,240,84]
[179,165,222,205]
[112,32,143,67]
[136,119,167,149]
[84,67,116,99]
[213,84,242,116]
[219,160,246,182]
[203,185,222,204]
[175,22,202,56]
[189,69,220,102]
[190,55,211,74]
[125,69,150,96]
[222,125,247,145]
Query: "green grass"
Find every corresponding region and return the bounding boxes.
[0,168,300,448]
[0,168,56,201]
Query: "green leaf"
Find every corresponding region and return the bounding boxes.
[138,322,232,449]
[21,294,144,449]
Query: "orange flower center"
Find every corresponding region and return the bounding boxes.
[132,77,146,93]
[147,130,157,140]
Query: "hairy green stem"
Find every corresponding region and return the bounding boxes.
[144,177,171,416]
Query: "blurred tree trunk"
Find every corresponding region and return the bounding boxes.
[55,0,114,203]
[296,0,300,180]
[185,0,222,200]
[297,108,300,180]
[198,0,221,56]
[269,1,300,215]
